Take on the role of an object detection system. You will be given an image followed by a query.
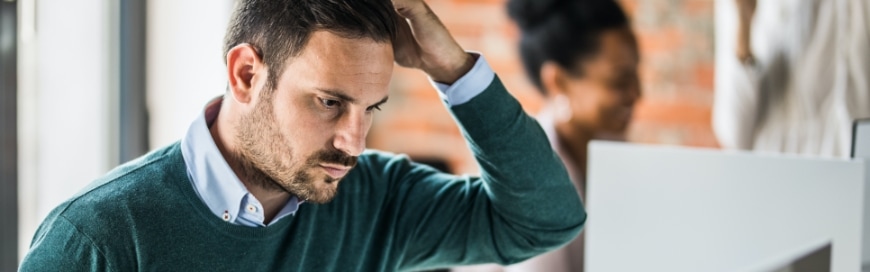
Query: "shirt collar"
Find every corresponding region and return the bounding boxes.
[180,96,300,226]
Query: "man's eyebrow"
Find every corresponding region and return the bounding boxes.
[317,88,389,107]
[318,89,356,103]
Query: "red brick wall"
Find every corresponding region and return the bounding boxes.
[368,0,718,174]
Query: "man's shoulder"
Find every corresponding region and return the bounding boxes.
[24,143,192,270]
[359,149,403,164]
[349,149,453,188]
[55,142,188,224]
[355,149,415,176]
[334,150,409,194]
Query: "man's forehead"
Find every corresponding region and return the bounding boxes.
[296,31,394,61]
[273,31,394,102]
[282,32,393,76]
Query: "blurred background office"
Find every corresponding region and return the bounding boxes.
[2,0,826,270]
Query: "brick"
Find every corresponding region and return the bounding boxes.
[632,100,712,126]
[693,62,715,91]
[637,28,685,54]
[683,0,714,16]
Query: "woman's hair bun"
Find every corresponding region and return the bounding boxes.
[507,0,568,30]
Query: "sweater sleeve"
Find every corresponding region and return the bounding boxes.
[19,215,113,272]
[390,75,585,270]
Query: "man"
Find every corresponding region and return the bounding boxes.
[19,0,585,270]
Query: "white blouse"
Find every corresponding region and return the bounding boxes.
[713,0,870,158]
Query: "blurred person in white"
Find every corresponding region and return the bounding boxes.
[453,0,640,271]
[713,0,870,157]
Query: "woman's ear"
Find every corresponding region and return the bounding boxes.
[539,61,570,98]
[226,43,265,105]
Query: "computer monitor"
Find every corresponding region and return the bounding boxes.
[586,141,864,272]
[851,118,870,270]
[736,239,831,272]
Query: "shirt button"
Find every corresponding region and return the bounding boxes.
[246,204,257,213]
[222,211,231,221]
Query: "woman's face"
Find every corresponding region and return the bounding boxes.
[563,27,641,134]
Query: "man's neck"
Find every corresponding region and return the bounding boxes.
[242,182,291,224]
[209,101,292,225]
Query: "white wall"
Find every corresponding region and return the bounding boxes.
[16,0,37,261]
[18,0,235,261]
[18,0,115,260]
[147,0,234,148]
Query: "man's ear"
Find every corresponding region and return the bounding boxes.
[539,61,571,98]
[226,43,265,105]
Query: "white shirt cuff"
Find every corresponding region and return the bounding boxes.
[430,52,495,106]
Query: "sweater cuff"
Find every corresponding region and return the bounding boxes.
[448,75,523,139]
[430,52,495,106]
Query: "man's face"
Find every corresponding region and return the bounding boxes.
[235,31,394,204]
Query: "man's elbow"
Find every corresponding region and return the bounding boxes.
[550,208,587,249]
[529,183,588,250]
[500,209,587,265]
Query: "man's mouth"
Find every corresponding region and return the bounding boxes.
[319,163,352,179]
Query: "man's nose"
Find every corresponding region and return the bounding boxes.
[333,113,367,157]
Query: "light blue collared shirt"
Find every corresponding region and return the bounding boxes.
[180,53,494,227]
[181,98,301,227]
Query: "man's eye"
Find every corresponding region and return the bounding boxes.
[320,98,341,109]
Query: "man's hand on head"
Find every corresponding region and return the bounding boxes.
[392,0,475,85]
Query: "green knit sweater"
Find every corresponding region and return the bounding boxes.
[19,77,585,271]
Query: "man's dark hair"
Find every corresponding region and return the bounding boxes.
[224,0,398,90]
[507,0,629,92]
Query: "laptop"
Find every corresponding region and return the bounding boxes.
[735,239,831,272]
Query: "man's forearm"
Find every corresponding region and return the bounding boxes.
[450,75,586,257]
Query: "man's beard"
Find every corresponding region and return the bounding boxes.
[230,91,358,204]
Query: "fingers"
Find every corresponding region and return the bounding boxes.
[392,9,421,68]
[392,0,427,19]
[389,0,472,83]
